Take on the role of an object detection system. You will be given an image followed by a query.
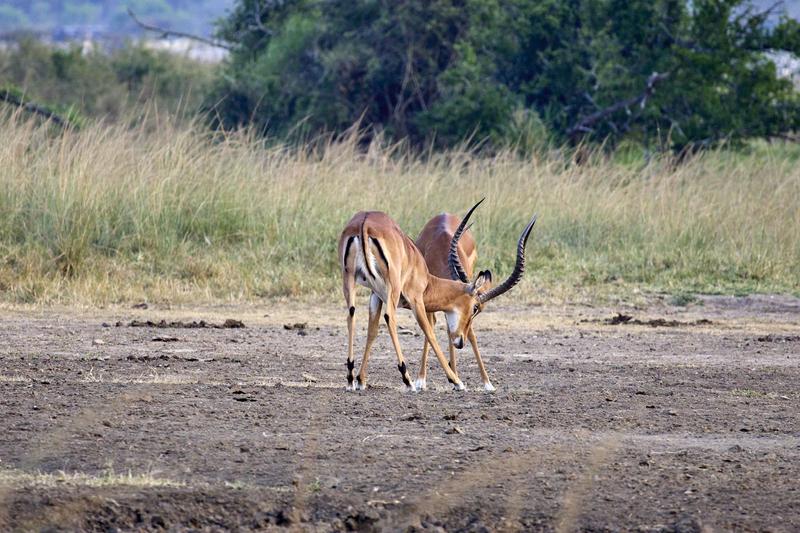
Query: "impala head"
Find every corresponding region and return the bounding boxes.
[444,269,491,349]
[446,199,537,349]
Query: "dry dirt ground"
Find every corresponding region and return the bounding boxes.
[1,295,799,532]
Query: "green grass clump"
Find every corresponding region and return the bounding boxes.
[0,112,797,306]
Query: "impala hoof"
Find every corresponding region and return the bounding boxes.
[345,383,357,392]
[452,381,466,391]
[413,378,427,391]
[483,381,496,392]
[405,383,418,393]
[355,381,366,391]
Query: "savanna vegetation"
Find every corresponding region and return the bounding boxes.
[0,0,798,306]
[0,111,797,305]
[0,38,216,124]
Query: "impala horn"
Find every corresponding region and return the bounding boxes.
[478,213,537,304]
[448,198,484,282]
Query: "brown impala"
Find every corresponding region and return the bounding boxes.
[337,200,536,391]
[415,200,537,391]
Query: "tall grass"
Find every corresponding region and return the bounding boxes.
[0,111,798,305]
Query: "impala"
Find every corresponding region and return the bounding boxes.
[415,200,537,391]
[338,201,536,392]
[338,210,471,391]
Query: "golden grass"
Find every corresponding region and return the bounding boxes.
[0,467,184,489]
[80,367,215,385]
[0,111,797,305]
[0,375,31,383]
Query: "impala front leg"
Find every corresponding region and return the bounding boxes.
[467,326,494,391]
[413,301,465,390]
[415,312,436,391]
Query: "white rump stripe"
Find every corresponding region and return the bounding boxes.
[353,236,388,301]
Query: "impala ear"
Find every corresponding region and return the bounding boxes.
[472,270,491,291]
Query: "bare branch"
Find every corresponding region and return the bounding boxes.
[567,72,670,140]
[251,1,272,35]
[659,22,710,53]
[0,89,72,128]
[127,8,233,50]
[734,1,784,27]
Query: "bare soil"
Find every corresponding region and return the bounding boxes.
[1,295,799,532]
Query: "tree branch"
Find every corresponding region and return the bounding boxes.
[734,1,784,27]
[251,1,272,35]
[567,72,670,140]
[0,89,71,128]
[127,8,233,50]
[659,22,710,53]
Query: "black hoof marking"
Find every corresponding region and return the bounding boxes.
[346,360,355,370]
[398,362,411,386]
[384,313,390,325]
[349,306,355,317]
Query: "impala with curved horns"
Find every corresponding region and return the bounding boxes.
[339,211,470,391]
[338,202,536,392]
[415,199,537,391]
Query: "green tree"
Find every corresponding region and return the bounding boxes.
[211,0,800,151]
[0,38,216,121]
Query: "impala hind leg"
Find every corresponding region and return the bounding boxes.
[412,300,465,390]
[414,312,436,391]
[383,296,416,391]
[447,334,458,379]
[467,326,495,392]
[354,293,382,390]
[343,268,357,390]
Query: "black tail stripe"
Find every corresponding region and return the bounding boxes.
[371,237,390,273]
[343,236,355,270]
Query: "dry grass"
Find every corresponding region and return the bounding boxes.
[80,367,215,385]
[0,467,184,489]
[0,111,797,305]
[0,375,31,383]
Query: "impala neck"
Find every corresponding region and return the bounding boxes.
[423,274,468,312]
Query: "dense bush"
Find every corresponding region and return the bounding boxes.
[211,0,800,151]
[0,38,217,121]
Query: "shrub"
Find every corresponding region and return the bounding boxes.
[212,0,800,151]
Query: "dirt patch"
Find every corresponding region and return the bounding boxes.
[582,312,713,327]
[283,322,310,336]
[1,300,798,531]
[122,318,245,329]
[756,334,800,343]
